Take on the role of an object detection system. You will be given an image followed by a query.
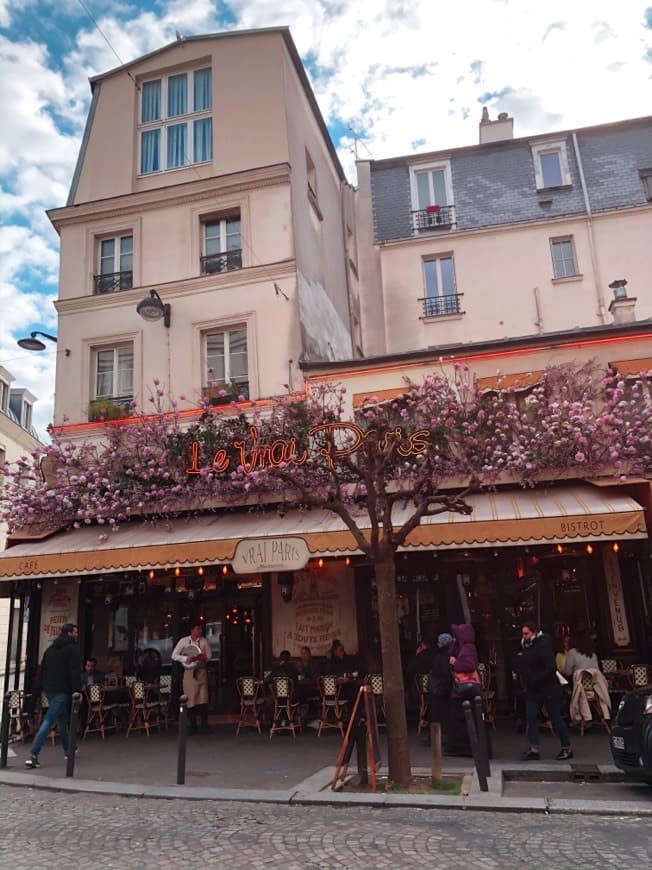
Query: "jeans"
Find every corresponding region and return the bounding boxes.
[31,693,70,757]
[526,683,571,750]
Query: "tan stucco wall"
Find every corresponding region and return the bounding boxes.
[369,207,652,355]
[72,33,291,204]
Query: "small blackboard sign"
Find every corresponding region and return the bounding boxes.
[332,685,383,791]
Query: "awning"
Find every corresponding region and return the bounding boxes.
[0,485,646,581]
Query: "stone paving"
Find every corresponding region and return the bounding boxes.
[0,784,649,869]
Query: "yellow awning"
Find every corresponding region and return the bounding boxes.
[0,485,646,581]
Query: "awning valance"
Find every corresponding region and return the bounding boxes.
[0,485,646,581]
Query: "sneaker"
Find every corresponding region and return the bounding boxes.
[521,749,541,761]
[556,748,574,761]
[24,756,40,769]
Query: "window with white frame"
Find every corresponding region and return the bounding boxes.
[0,379,8,414]
[201,214,242,274]
[93,345,134,403]
[531,140,571,189]
[139,67,212,174]
[22,401,32,432]
[204,327,249,399]
[550,236,578,279]
[409,161,454,231]
[422,254,460,316]
[95,235,133,293]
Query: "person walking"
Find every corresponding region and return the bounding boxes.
[172,624,211,734]
[515,621,573,761]
[25,623,81,768]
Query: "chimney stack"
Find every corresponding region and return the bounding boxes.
[608,279,637,324]
[479,108,514,144]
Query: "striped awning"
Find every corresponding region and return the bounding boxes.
[0,485,646,581]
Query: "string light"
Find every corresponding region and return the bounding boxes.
[586,544,594,555]
[556,544,563,554]
[198,566,204,576]
[318,558,324,568]
[174,567,180,577]
[222,565,228,575]
[345,557,351,567]
[149,570,155,580]
[612,542,620,553]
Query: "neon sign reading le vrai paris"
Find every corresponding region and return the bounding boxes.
[185,423,430,476]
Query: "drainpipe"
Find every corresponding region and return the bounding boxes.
[572,132,607,324]
[533,286,544,333]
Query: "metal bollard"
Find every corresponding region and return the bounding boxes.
[0,692,11,769]
[462,698,488,792]
[177,694,188,785]
[65,692,81,778]
[473,695,491,780]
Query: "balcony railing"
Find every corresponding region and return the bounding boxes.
[200,249,243,275]
[202,382,250,405]
[411,204,455,232]
[88,395,133,422]
[94,271,133,294]
[419,293,464,318]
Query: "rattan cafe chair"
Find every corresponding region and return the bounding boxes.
[317,674,348,737]
[367,673,386,728]
[126,680,159,737]
[269,677,300,739]
[236,676,264,735]
[83,683,116,739]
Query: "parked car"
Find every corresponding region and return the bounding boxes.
[610,684,652,784]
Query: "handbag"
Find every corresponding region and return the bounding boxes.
[452,670,481,698]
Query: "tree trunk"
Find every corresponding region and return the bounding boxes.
[374,551,412,786]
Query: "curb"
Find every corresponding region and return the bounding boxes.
[1,767,650,817]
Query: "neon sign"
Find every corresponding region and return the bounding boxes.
[185,423,430,476]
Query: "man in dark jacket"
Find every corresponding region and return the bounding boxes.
[25,623,81,768]
[514,621,573,761]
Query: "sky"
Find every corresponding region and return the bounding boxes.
[1,0,651,440]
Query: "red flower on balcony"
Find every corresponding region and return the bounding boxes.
[426,204,441,214]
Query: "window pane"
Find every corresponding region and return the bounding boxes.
[168,74,187,117]
[119,236,133,273]
[205,221,222,255]
[141,129,160,173]
[416,172,430,209]
[423,260,439,297]
[440,257,456,295]
[167,123,187,168]
[540,151,563,187]
[551,240,576,278]
[96,350,115,397]
[228,329,248,382]
[141,80,161,123]
[100,239,115,274]
[431,169,447,205]
[206,333,225,383]
[226,217,241,251]
[194,68,212,111]
[116,347,133,397]
[193,118,212,163]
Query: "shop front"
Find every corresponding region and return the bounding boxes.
[1,483,649,716]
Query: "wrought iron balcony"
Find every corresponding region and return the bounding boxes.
[88,395,133,421]
[94,271,133,294]
[200,249,243,275]
[411,204,455,232]
[419,293,464,318]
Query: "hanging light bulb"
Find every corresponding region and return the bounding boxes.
[586,544,594,555]
[174,567,180,577]
[198,566,204,576]
[612,542,620,553]
[556,544,563,554]
[148,569,155,580]
[345,557,351,567]
[318,558,324,568]
[222,565,228,575]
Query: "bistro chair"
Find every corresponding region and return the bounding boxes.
[126,680,159,737]
[478,663,496,730]
[124,675,137,689]
[578,670,611,737]
[631,664,651,689]
[6,690,27,743]
[236,676,264,735]
[317,675,347,737]
[269,677,300,739]
[157,674,172,730]
[366,673,386,728]
[415,673,429,736]
[83,684,116,740]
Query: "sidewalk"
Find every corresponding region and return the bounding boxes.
[2,722,650,815]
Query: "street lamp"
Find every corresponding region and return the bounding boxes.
[136,289,171,327]
[17,331,58,351]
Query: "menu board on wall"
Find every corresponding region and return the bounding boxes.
[603,547,631,648]
[271,562,358,656]
[39,580,79,659]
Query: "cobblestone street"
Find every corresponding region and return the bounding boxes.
[0,785,649,869]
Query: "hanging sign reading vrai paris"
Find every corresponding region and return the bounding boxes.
[232,536,310,574]
[185,423,430,476]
